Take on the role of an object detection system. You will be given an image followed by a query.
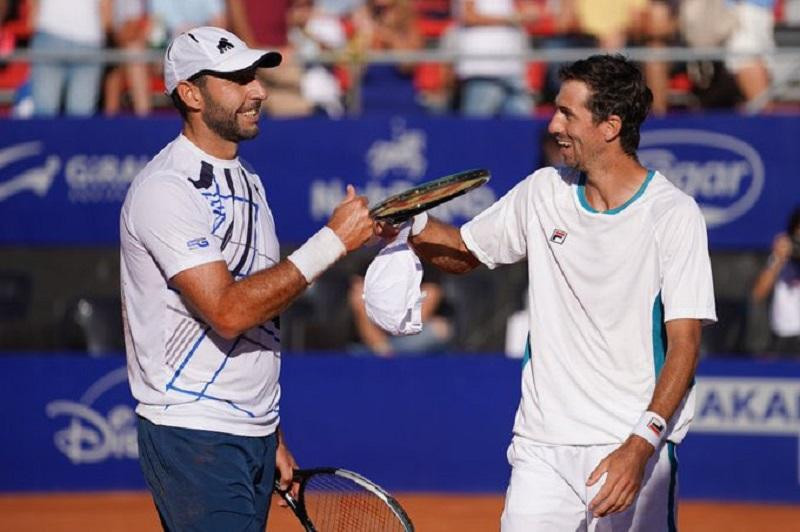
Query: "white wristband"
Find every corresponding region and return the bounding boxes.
[411,212,429,236]
[287,226,346,283]
[631,411,667,449]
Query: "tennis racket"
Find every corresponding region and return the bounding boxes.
[274,467,414,532]
[369,168,491,225]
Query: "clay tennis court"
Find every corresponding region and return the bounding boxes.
[1,492,798,531]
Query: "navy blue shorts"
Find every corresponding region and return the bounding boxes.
[137,415,278,532]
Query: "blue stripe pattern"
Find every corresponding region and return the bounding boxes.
[194,337,242,402]
[166,383,257,417]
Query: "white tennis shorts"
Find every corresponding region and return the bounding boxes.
[500,437,679,532]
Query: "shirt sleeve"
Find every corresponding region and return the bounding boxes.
[658,196,717,324]
[460,173,534,270]
[128,173,224,279]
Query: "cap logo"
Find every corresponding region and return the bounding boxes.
[217,37,234,54]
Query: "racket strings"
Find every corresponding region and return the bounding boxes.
[303,474,407,532]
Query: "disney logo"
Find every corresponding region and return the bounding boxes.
[46,402,138,464]
[45,367,138,464]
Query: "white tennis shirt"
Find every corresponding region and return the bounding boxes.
[120,135,281,437]
[462,167,717,445]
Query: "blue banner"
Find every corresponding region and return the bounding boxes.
[0,115,798,248]
[1,353,799,503]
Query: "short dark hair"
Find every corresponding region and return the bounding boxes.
[169,74,208,119]
[559,55,653,156]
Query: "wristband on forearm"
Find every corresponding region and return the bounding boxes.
[631,410,667,449]
[287,226,346,283]
[411,212,429,237]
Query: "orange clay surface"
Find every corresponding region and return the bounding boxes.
[1,492,799,531]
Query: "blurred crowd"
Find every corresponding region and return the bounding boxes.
[0,0,799,117]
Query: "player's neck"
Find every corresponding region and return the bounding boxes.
[182,121,239,160]
[582,155,648,212]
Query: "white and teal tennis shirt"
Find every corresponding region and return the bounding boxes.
[462,166,717,446]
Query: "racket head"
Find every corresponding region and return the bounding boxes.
[369,168,490,225]
[275,467,414,532]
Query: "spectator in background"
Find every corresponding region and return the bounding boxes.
[29,0,111,116]
[226,0,290,49]
[640,1,679,115]
[148,0,227,46]
[724,0,776,108]
[454,0,540,117]
[287,0,347,117]
[567,0,648,50]
[351,0,424,114]
[318,0,364,16]
[348,267,453,356]
[103,0,152,116]
[751,207,800,354]
[353,0,421,53]
[555,0,676,115]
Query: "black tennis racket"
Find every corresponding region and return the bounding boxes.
[274,468,414,532]
[369,168,491,225]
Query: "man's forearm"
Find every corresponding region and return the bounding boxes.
[173,259,309,340]
[409,217,481,274]
[647,320,701,421]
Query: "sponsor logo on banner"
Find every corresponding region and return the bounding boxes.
[310,119,496,223]
[64,154,148,202]
[366,119,427,179]
[639,129,765,227]
[46,367,138,464]
[0,142,59,202]
[693,377,800,483]
[694,377,800,434]
[0,141,149,204]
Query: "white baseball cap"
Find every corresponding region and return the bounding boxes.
[163,26,282,94]
[363,225,425,337]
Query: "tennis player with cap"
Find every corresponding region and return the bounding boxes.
[120,26,374,530]
[382,55,716,530]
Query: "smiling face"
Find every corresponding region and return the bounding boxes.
[547,80,609,172]
[196,67,267,143]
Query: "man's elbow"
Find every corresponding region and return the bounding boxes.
[207,312,247,340]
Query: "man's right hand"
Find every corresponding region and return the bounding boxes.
[327,184,374,252]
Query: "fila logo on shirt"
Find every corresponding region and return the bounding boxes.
[647,417,665,436]
[550,229,567,244]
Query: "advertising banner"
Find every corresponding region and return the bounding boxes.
[1,353,799,502]
[0,115,798,248]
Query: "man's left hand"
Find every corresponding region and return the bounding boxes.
[586,435,655,517]
[275,430,300,503]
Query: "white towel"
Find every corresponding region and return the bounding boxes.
[363,224,424,336]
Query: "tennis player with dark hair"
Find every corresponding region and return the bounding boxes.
[120,26,374,531]
[392,54,717,530]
